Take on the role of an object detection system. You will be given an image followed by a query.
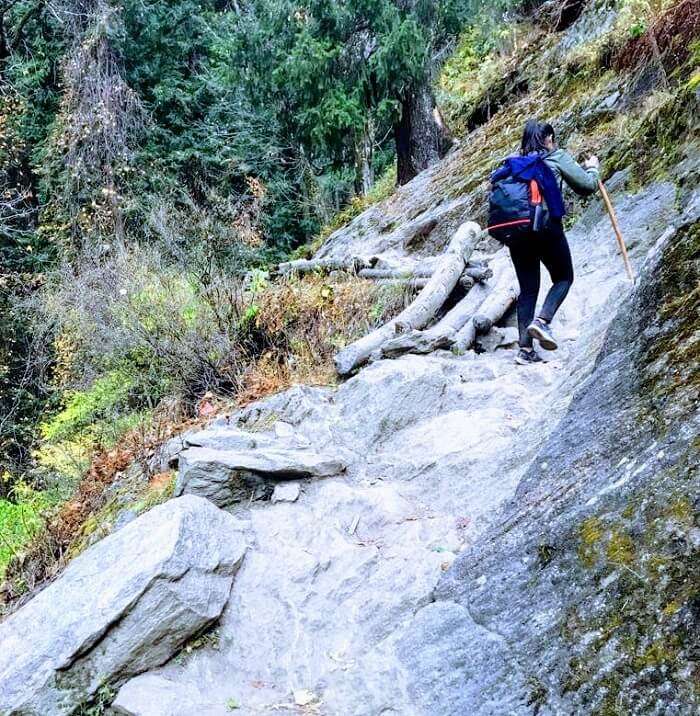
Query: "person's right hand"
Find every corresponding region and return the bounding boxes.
[584,155,600,170]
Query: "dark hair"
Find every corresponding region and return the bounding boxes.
[520,119,555,155]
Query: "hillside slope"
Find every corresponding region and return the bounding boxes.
[0,1,698,714]
[109,169,699,716]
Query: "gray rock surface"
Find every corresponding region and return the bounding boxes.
[111,165,697,715]
[0,496,247,715]
[154,424,310,472]
[174,446,346,507]
[271,481,301,503]
[112,674,224,716]
[314,151,478,264]
[396,601,528,716]
[425,201,700,714]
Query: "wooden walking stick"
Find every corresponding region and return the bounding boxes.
[598,180,634,280]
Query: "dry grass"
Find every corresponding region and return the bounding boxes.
[238,274,411,404]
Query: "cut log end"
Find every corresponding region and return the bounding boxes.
[472,315,493,335]
[458,274,475,292]
[463,265,493,283]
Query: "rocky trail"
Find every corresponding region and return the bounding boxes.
[1,148,697,714]
[108,171,693,715]
[1,2,698,714]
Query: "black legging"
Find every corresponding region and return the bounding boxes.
[508,219,574,348]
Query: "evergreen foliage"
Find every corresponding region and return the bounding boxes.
[0,0,536,510]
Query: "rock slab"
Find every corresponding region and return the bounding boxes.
[271,481,301,503]
[175,446,346,507]
[426,204,700,714]
[0,495,247,715]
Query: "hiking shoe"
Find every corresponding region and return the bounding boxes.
[527,319,558,351]
[515,348,543,365]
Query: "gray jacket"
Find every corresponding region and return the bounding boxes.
[544,149,599,197]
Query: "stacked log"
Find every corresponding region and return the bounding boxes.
[452,264,517,354]
[275,256,376,275]
[333,222,519,374]
[275,256,491,286]
[334,221,483,375]
[379,282,490,357]
[274,222,518,376]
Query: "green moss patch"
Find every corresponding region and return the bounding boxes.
[564,487,699,712]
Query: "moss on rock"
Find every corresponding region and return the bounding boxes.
[565,485,699,712]
[558,215,700,710]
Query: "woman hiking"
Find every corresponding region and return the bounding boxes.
[490,120,600,365]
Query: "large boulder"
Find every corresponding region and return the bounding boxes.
[174,446,346,507]
[0,495,247,715]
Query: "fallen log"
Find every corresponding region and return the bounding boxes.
[375,278,429,290]
[374,275,480,291]
[334,221,483,375]
[357,267,433,280]
[453,282,517,353]
[380,283,490,357]
[357,264,492,283]
[276,256,375,276]
[379,249,511,358]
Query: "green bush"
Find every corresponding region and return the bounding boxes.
[36,245,251,409]
[0,480,53,578]
[40,370,136,444]
[34,366,146,492]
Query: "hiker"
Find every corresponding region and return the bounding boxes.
[488,120,600,365]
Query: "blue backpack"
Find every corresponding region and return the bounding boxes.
[487,154,563,245]
[487,173,547,244]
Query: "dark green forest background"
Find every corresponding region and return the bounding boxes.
[0,0,515,485]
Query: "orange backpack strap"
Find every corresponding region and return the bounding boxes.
[529,179,542,205]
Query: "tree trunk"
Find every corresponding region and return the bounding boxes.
[0,11,8,62]
[394,81,453,186]
[355,117,375,196]
[334,221,481,375]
